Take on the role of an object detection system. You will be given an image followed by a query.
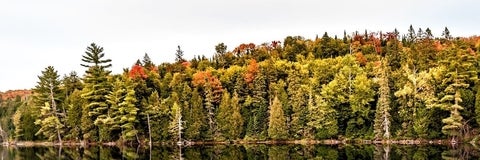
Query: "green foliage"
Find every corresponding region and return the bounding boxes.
[80,43,112,142]
[373,59,391,140]
[268,96,288,140]
[15,27,480,143]
[307,96,338,139]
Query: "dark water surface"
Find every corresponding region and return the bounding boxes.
[0,144,479,159]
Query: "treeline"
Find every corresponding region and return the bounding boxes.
[2,26,480,143]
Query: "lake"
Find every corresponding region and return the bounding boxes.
[0,144,478,159]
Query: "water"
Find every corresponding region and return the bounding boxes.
[0,144,478,159]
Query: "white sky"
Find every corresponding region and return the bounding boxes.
[0,0,479,91]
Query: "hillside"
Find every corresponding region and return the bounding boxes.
[0,89,32,101]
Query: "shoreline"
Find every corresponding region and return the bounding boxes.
[1,139,460,147]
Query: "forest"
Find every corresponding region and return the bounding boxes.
[1,25,480,144]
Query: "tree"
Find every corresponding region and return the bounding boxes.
[373,59,391,140]
[442,27,452,40]
[247,70,269,139]
[142,53,155,69]
[175,45,185,63]
[432,48,477,142]
[169,102,183,142]
[287,64,308,138]
[80,43,112,141]
[394,65,435,138]
[184,88,207,140]
[230,91,244,140]
[217,91,232,140]
[35,103,64,142]
[267,96,288,140]
[118,79,139,142]
[64,89,83,141]
[81,43,112,69]
[307,96,338,139]
[33,66,64,143]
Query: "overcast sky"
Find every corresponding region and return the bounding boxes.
[0,0,479,91]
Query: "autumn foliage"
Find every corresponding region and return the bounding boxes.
[244,59,259,84]
[129,64,147,79]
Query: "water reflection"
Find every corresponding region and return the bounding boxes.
[0,144,478,160]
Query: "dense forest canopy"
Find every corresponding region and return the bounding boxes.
[2,26,480,144]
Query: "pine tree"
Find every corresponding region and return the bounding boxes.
[80,43,112,141]
[99,77,123,142]
[217,91,232,140]
[175,45,185,63]
[287,64,308,138]
[185,88,206,140]
[115,77,139,142]
[230,91,244,140]
[442,27,452,40]
[434,48,477,142]
[373,59,391,140]
[33,66,64,143]
[267,96,288,140]
[142,53,155,69]
[169,102,183,142]
[248,70,269,139]
[204,83,217,139]
[307,96,338,139]
[65,89,83,141]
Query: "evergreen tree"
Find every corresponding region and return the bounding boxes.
[442,27,452,40]
[204,83,217,139]
[267,96,288,140]
[433,48,477,142]
[373,59,391,140]
[64,89,83,141]
[175,45,185,63]
[307,96,338,139]
[142,53,155,69]
[287,64,308,138]
[185,88,207,140]
[33,66,64,142]
[35,103,64,142]
[230,91,244,140]
[169,102,183,142]
[247,70,269,139]
[80,43,112,141]
[217,91,232,140]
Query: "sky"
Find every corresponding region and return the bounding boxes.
[0,0,479,92]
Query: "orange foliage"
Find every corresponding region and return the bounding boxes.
[192,70,224,103]
[149,66,158,73]
[434,40,443,51]
[373,61,382,67]
[355,52,367,66]
[0,89,32,100]
[129,64,147,79]
[192,71,212,87]
[244,59,259,84]
[233,43,256,56]
[182,61,191,68]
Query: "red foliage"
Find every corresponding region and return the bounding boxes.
[271,41,281,48]
[129,64,148,79]
[244,59,259,84]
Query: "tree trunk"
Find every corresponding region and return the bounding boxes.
[147,113,152,147]
[50,83,62,144]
